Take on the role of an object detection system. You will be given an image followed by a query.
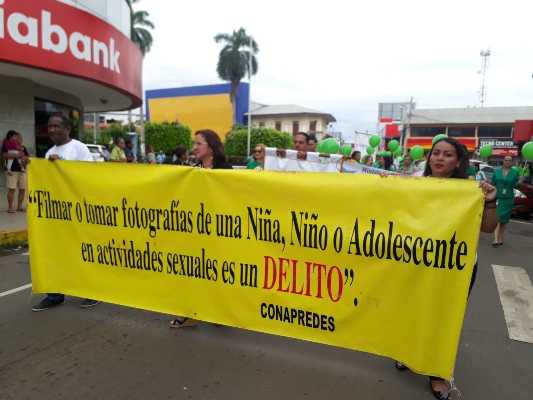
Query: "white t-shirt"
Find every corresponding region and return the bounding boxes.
[45,139,93,162]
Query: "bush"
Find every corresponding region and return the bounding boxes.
[145,122,192,153]
[224,128,292,156]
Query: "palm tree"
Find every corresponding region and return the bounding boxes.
[126,0,155,56]
[125,0,155,148]
[214,28,258,124]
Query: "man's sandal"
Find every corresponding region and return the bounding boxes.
[169,317,197,328]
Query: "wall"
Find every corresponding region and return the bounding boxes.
[409,106,533,125]
[58,0,131,38]
[0,76,35,187]
[0,75,84,186]
[146,83,250,139]
[148,94,232,138]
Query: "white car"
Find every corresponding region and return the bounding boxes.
[86,144,105,162]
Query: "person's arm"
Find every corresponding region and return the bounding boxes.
[514,170,523,188]
[2,151,23,159]
[479,181,499,233]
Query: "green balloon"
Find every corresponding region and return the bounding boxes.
[410,145,424,160]
[432,134,448,145]
[397,156,404,162]
[394,147,402,157]
[522,141,533,159]
[388,139,399,151]
[366,146,374,155]
[322,138,340,154]
[341,144,352,156]
[369,135,380,148]
[479,144,493,158]
[385,151,392,157]
[316,141,325,152]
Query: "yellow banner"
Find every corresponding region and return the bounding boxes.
[28,159,483,379]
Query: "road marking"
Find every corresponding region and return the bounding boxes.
[510,220,533,225]
[22,252,29,255]
[492,265,533,344]
[0,284,32,298]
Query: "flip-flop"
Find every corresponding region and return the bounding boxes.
[7,210,16,213]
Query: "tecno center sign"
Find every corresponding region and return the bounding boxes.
[479,139,518,156]
[0,0,142,107]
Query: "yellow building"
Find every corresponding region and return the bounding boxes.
[146,83,249,139]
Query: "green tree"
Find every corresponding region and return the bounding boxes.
[224,128,292,157]
[214,28,258,124]
[126,0,155,56]
[145,122,192,154]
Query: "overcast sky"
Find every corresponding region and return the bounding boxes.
[135,0,533,140]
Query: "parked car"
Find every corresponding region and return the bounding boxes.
[86,144,105,162]
[513,182,533,217]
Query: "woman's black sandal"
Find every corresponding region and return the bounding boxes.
[169,317,197,328]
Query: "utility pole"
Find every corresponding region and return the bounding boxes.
[246,36,253,157]
[400,97,413,152]
[94,113,100,144]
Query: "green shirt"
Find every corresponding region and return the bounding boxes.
[247,161,262,170]
[467,165,476,177]
[110,147,125,161]
[492,167,520,199]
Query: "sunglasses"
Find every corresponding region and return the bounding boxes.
[253,150,262,153]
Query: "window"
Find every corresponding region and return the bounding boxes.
[259,122,265,128]
[275,121,281,131]
[448,127,475,137]
[293,121,299,135]
[409,127,446,137]
[477,126,512,138]
[310,121,317,131]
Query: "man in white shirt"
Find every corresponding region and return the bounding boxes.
[32,115,100,311]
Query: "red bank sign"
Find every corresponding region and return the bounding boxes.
[0,0,142,105]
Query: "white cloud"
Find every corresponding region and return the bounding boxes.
[136,0,533,140]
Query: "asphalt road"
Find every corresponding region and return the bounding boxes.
[1,218,532,400]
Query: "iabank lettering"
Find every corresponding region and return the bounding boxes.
[166,248,218,282]
[260,302,335,332]
[347,219,468,270]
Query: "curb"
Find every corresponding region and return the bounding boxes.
[0,229,28,246]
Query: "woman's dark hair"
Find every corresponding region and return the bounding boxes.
[473,162,480,171]
[195,129,227,164]
[424,137,469,178]
[382,156,393,171]
[174,145,188,159]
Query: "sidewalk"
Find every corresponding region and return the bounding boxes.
[0,185,28,246]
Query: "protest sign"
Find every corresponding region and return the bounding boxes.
[28,159,483,379]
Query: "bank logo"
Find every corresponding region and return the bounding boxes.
[0,3,121,73]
